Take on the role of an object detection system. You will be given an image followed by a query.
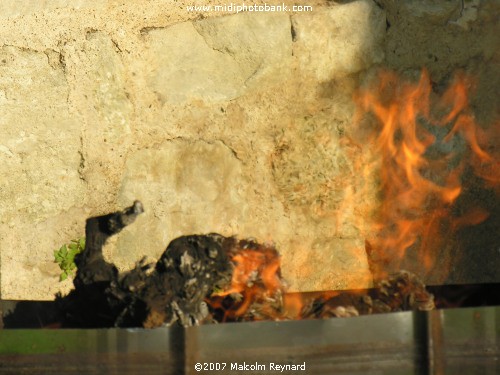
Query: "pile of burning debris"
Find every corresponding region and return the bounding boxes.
[48,200,435,328]
[3,70,496,330]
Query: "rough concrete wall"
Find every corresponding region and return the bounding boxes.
[0,0,498,300]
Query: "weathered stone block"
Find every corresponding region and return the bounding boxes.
[0,46,83,221]
[70,31,133,204]
[144,12,292,103]
[271,113,377,238]
[292,0,385,81]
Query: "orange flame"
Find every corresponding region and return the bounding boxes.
[208,244,286,321]
[355,70,499,281]
[217,248,282,297]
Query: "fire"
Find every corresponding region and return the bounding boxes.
[208,242,287,321]
[355,69,499,281]
[207,69,498,322]
[207,243,335,321]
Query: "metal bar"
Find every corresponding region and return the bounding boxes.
[413,311,430,375]
[169,324,186,375]
[428,310,445,375]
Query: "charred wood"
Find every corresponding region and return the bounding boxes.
[53,201,436,328]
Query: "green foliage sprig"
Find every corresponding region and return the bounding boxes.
[53,237,85,281]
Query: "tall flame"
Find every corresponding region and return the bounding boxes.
[207,69,498,322]
[355,70,499,281]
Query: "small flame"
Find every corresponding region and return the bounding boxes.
[208,243,287,321]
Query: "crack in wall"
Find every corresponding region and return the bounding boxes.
[139,24,178,36]
[290,16,297,42]
[192,21,232,57]
[77,135,86,182]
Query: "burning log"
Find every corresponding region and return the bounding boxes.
[54,201,435,328]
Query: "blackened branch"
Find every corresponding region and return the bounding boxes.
[75,200,144,286]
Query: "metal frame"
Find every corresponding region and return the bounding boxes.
[1,306,498,374]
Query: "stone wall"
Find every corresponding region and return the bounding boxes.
[0,0,498,300]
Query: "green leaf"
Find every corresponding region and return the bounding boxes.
[60,245,68,256]
[53,237,86,282]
